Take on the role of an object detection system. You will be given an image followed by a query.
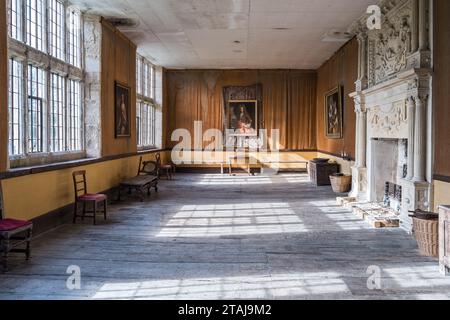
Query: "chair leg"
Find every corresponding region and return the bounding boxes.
[82,202,86,221]
[104,200,107,221]
[93,202,97,225]
[2,239,10,272]
[2,252,8,272]
[73,201,78,224]
[26,229,32,261]
[117,186,122,202]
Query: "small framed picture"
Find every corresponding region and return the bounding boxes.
[115,81,131,138]
[325,86,343,139]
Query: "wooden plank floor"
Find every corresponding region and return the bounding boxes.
[1,173,450,300]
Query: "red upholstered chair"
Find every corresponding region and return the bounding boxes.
[0,181,33,271]
[155,152,174,180]
[72,171,107,225]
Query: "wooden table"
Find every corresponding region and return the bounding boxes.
[224,156,262,176]
[117,175,158,202]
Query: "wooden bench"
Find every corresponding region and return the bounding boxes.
[117,157,159,202]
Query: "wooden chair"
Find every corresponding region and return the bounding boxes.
[72,171,107,225]
[117,157,159,202]
[0,181,33,271]
[156,152,174,180]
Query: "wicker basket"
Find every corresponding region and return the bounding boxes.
[330,175,352,193]
[412,217,439,257]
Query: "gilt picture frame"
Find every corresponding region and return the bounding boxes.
[325,86,343,139]
[114,81,131,138]
[226,100,258,137]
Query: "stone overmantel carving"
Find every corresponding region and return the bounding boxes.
[350,0,431,90]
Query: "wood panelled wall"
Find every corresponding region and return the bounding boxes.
[316,38,358,158]
[165,70,317,150]
[101,19,137,157]
[433,0,450,180]
[0,0,7,172]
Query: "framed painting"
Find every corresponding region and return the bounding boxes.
[115,81,131,138]
[325,86,343,139]
[226,100,258,137]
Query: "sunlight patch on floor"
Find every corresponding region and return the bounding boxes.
[196,175,273,185]
[382,265,450,289]
[156,203,308,237]
[92,272,349,300]
[308,201,372,231]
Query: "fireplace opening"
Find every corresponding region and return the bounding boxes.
[371,138,407,212]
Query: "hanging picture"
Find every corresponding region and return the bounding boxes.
[227,100,258,137]
[325,86,343,139]
[115,81,131,138]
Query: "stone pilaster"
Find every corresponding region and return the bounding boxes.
[411,0,419,52]
[413,94,428,182]
[355,31,368,92]
[418,0,429,51]
[406,96,415,180]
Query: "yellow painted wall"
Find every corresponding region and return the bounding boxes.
[1,152,169,221]
[433,180,450,212]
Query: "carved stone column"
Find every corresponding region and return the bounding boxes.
[356,109,367,169]
[413,94,427,182]
[350,93,368,200]
[406,96,415,180]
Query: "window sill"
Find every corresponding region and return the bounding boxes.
[0,148,167,180]
[137,146,159,152]
[10,151,87,169]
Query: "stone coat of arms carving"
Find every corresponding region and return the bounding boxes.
[368,2,412,86]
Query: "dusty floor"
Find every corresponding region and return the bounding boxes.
[0,173,449,300]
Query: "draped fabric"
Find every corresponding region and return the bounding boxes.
[165,70,317,150]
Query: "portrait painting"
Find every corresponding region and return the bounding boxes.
[325,87,343,139]
[227,100,258,137]
[115,81,131,138]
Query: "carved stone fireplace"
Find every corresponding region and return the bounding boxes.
[349,0,433,232]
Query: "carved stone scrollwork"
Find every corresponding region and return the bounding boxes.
[368,101,408,137]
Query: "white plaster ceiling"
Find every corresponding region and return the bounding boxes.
[71,0,374,69]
